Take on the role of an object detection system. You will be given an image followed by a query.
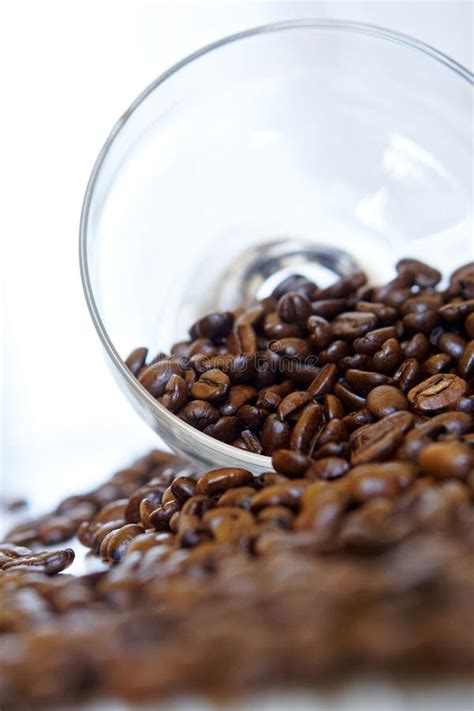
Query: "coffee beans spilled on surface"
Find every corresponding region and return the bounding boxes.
[0,259,473,708]
[128,259,474,457]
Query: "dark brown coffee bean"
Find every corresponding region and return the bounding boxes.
[100,524,144,563]
[257,505,294,529]
[323,394,345,421]
[316,419,347,448]
[218,487,256,508]
[419,442,473,479]
[305,457,349,481]
[353,327,398,355]
[277,391,312,421]
[396,258,441,287]
[306,315,332,350]
[295,488,350,540]
[138,359,188,398]
[235,304,266,327]
[170,477,197,503]
[402,310,438,336]
[401,292,443,316]
[271,274,316,300]
[250,481,308,512]
[204,416,242,443]
[408,374,467,414]
[124,347,148,376]
[0,543,33,568]
[349,465,401,502]
[237,404,267,429]
[190,369,230,403]
[333,383,366,411]
[311,299,348,319]
[196,468,254,496]
[269,337,309,360]
[344,369,394,396]
[339,354,372,372]
[351,411,414,465]
[149,500,180,530]
[159,374,188,412]
[431,329,466,360]
[342,409,373,431]
[394,358,421,393]
[382,287,413,310]
[366,385,408,419]
[36,516,76,545]
[312,441,350,460]
[371,339,402,374]
[227,324,258,355]
[458,340,474,380]
[271,449,312,478]
[355,302,397,325]
[189,312,234,340]
[240,430,263,454]
[318,340,350,364]
[261,415,292,455]
[315,272,366,299]
[277,292,313,326]
[219,385,256,415]
[179,400,219,430]
[289,403,324,454]
[181,495,216,517]
[465,313,474,338]
[264,312,303,339]
[307,363,337,398]
[401,333,431,361]
[3,548,75,575]
[256,388,281,411]
[332,311,377,340]
[422,353,452,376]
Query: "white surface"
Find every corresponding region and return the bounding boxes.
[0,3,472,708]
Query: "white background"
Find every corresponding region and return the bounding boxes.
[1,0,472,507]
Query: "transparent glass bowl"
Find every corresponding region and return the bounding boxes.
[80,19,473,474]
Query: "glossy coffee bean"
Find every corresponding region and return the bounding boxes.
[271,449,312,478]
[277,291,313,326]
[190,369,230,403]
[196,468,254,496]
[204,416,242,443]
[277,391,312,421]
[219,385,256,415]
[305,457,349,481]
[289,403,323,454]
[306,315,333,350]
[408,374,467,414]
[179,400,220,430]
[344,369,394,396]
[307,363,338,398]
[332,311,377,340]
[366,385,408,419]
[189,312,234,340]
[323,394,345,421]
[124,347,148,376]
[396,258,441,287]
[261,415,291,455]
[138,359,188,398]
[419,442,473,479]
[240,429,264,454]
[350,411,414,465]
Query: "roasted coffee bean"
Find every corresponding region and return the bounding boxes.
[400,292,443,315]
[277,291,313,326]
[277,391,312,421]
[0,543,33,568]
[100,524,144,563]
[371,339,402,374]
[315,272,366,299]
[305,457,349,481]
[237,404,267,429]
[204,416,241,443]
[138,359,188,398]
[312,441,350,460]
[318,340,350,364]
[181,495,216,517]
[402,310,438,335]
[458,340,474,380]
[261,415,292,455]
[324,394,345,421]
[466,313,474,338]
[396,258,441,287]
[382,287,413,310]
[257,505,294,529]
[295,488,349,540]
[269,337,309,360]
[289,403,324,454]
[351,411,414,465]
[339,353,372,372]
[354,327,398,355]
[401,333,431,361]
[306,315,333,350]
[366,385,408,419]
[355,302,397,325]
[342,409,373,432]
[264,312,303,339]
[332,311,377,340]
[250,481,308,512]
[219,385,256,416]
[124,347,148,376]
[333,383,366,411]
[316,419,347,448]
[159,374,188,412]
[191,369,230,403]
[431,329,466,360]
[311,299,348,319]
[3,548,74,575]
[271,274,316,300]
[422,353,452,376]
[408,374,467,414]
[189,312,234,340]
[149,500,180,531]
[307,364,337,398]
[271,449,312,478]
[170,477,197,503]
[394,358,421,393]
[196,468,254,497]
[227,324,258,355]
[419,442,473,479]
[218,487,255,509]
[36,516,76,545]
[179,400,220,430]
[256,388,281,411]
[344,370,394,397]
[240,430,263,454]
[235,304,266,327]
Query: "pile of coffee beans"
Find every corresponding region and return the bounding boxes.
[127,259,474,457]
[0,259,473,708]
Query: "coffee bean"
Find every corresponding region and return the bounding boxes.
[307,364,337,398]
[305,457,349,481]
[277,292,313,327]
[344,369,394,396]
[354,327,398,354]
[237,404,267,429]
[289,403,323,454]
[351,411,414,465]
[458,340,474,380]
[306,315,333,350]
[196,468,254,496]
[396,258,441,287]
[261,415,292,455]
[311,299,348,319]
[250,481,308,512]
[3,548,75,575]
[257,506,294,529]
[227,324,258,355]
[277,391,312,421]
[269,337,309,360]
[271,449,312,478]
[422,353,452,376]
[159,374,188,412]
[204,416,242,443]
[124,347,148,376]
[402,310,438,335]
[318,340,350,364]
[315,419,347,448]
[466,313,474,338]
[349,466,401,502]
[138,359,188,398]
[366,385,408,419]
[264,312,303,339]
[179,400,220,430]
[240,430,263,454]
[371,338,402,374]
[219,385,256,416]
[408,374,467,414]
[342,409,373,431]
[149,501,180,531]
[394,358,421,393]
[355,302,397,325]
[431,329,466,360]
[189,312,234,340]
[332,311,378,340]
[218,487,255,509]
[271,274,316,300]
[191,369,230,403]
[419,442,473,479]
[339,353,372,372]
[402,333,431,361]
[333,383,366,411]
[323,394,345,421]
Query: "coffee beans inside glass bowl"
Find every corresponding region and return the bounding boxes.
[80,20,473,473]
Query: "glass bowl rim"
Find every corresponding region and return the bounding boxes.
[79,18,474,469]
